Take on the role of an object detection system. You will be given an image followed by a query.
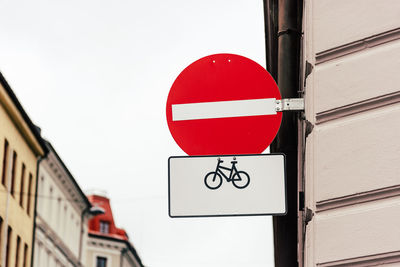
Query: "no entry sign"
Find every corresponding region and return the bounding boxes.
[166,54,282,156]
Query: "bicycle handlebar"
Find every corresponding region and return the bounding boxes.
[218,159,237,164]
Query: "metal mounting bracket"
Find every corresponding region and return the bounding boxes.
[276,98,305,112]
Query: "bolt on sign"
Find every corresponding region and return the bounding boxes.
[166,54,287,217]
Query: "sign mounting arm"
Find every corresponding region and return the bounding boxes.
[275,98,305,112]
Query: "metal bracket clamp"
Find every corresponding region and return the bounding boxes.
[275,98,305,112]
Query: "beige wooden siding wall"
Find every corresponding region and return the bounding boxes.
[303,0,400,266]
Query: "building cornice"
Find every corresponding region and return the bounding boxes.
[36,215,80,266]
[0,72,48,156]
[42,141,91,211]
[88,233,144,267]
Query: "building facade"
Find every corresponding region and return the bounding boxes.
[33,141,92,267]
[86,194,143,267]
[302,1,400,266]
[0,73,47,267]
[262,1,400,265]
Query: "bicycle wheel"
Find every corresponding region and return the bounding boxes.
[232,171,250,189]
[204,172,223,190]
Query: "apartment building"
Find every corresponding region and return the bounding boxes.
[262,0,400,265]
[0,72,48,267]
[33,141,93,267]
[86,193,143,267]
[302,1,400,265]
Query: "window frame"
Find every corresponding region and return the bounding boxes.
[1,139,9,186]
[19,163,26,207]
[15,235,21,267]
[99,221,110,234]
[10,151,17,196]
[96,256,108,267]
[27,173,33,215]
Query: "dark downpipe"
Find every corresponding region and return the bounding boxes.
[120,248,127,267]
[78,207,89,266]
[264,0,303,266]
[30,155,47,267]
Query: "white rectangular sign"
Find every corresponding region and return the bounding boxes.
[168,154,286,217]
[171,98,277,121]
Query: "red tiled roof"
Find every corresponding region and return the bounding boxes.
[87,194,128,240]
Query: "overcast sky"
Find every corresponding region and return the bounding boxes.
[0,1,274,266]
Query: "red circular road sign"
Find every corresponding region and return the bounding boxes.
[166,53,282,156]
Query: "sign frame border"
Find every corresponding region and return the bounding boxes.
[168,153,287,218]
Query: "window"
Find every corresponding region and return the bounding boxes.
[27,173,33,215]
[15,235,21,267]
[1,139,9,186]
[99,221,110,234]
[5,226,12,267]
[38,176,44,213]
[23,243,28,267]
[62,206,67,238]
[56,197,61,231]
[96,256,107,267]
[49,187,53,223]
[19,164,26,207]
[69,214,74,245]
[10,151,17,196]
[0,216,3,250]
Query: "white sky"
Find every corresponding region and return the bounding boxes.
[0,1,275,266]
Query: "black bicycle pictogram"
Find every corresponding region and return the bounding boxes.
[204,157,250,190]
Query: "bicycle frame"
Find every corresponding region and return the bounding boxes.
[214,160,240,182]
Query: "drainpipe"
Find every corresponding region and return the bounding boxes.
[30,154,47,267]
[78,207,89,267]
[120,248,127,267]
[78,206,104,266]
[264,0,303,266]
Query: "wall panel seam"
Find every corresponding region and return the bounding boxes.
[316,28,400,64]
[316,184,400,212]
[315,91,400,124]
[316,250,400,267]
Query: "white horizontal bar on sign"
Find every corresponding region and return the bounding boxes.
[172,98,277,121]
